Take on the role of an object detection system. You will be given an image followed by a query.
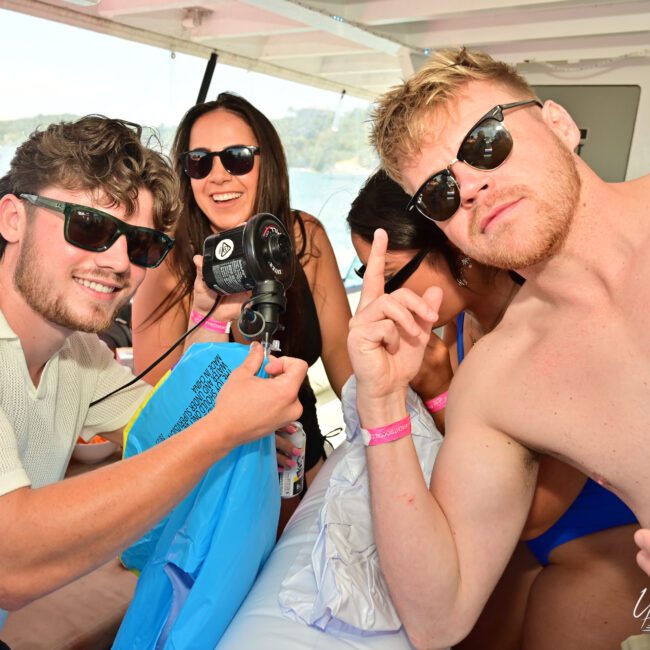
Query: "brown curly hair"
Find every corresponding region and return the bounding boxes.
[1,115,180,258]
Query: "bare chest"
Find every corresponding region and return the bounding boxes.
[497,301,650,524]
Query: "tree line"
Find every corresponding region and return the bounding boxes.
[0,107,377,174]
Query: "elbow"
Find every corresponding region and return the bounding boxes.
[0,583,33,612]
[0,568,43,611]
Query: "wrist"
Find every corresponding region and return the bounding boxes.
[357,388,408,430]
[360,415,411,446]
[425,390,448,414]
[190,309,231,334]
[183,415,232,465]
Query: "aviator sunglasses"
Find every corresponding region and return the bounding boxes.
[19,193,174,268]
[355,247,430,294]
[408,99,543,223]
[180,145,260,180]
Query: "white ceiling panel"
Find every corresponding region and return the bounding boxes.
[5,0,650,99]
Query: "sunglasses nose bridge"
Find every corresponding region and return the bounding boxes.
[94,231,131,270]
[453,160,493,210]
[206,151,233,179]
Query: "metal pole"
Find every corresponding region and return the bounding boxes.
[196,52,218,104]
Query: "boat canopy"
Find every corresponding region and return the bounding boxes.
[5,0,649,100]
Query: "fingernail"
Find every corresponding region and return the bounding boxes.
[288,459,297,468]
[287,425,297,433]
[249,341,260,353]
[292,447,302,456]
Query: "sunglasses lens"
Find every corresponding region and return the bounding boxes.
[416,171,460,222]
[221,146,255,175]
[67,208,117,250]
[459,118,513,170]
[126,229,169,268]
[69,206,169,268]
[183,151,213,179]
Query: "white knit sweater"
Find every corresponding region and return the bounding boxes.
[0,309,150,495]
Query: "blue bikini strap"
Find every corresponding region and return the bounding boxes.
[456,312,465,364]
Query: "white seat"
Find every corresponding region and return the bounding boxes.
[217,444,416,649]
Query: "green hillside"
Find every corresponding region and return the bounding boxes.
[0,108,376,174]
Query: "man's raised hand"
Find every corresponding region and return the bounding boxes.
[348,229,442,414]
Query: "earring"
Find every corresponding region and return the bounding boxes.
[456,255,473,287]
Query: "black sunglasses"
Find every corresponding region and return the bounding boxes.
[180,145,260,180]
[19,193,174,269]
[355,247,430,294]
[407,100,543,223]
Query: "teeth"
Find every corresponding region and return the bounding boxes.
[212,193,242,202]
[75,278,116,294]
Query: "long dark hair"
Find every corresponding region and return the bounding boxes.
[151,92,309,357]
[347,169,464,283]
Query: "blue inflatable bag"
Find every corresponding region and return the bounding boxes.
[113,342,280,649]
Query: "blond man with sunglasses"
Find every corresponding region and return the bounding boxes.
[0,116,306,628]
[348,48,650,649]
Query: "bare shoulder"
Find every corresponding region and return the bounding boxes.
[296,210,321,228]
[444,338,538,480]
[445,295,569,465]
[628,173,650,192]
[292,210,337,278]
[449,320,531,420]
[293,209,328,251]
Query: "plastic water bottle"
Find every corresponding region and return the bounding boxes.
[279,421,306,498]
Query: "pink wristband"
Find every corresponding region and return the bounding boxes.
[360,416,411,447]
[190,309,231,334]
[425,390,448,414]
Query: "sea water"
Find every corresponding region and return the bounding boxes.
[289,167,368,286]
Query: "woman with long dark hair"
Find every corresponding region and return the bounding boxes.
[133,93,352,527]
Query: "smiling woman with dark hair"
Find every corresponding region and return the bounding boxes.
[133,93,352,531]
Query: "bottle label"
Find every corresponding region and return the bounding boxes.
[279,423,306,499]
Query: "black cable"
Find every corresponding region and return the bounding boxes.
[89,295,223,408]
[323,426,343,440]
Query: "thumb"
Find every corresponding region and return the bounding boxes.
[193,254,204,278]
[267,356,308,383]
[237,341,265,375]
[423,285,443,316]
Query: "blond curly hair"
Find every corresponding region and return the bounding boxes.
[371,48,537,184]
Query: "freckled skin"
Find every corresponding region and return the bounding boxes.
[353,79,650,649]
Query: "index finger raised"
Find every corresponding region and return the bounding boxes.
[357,228,388,312]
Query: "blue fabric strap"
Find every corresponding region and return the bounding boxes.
[456,312,465,364]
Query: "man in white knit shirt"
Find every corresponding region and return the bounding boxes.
[0,116,306,631]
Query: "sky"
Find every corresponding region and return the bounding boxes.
[0,8,369,127]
